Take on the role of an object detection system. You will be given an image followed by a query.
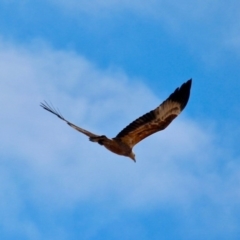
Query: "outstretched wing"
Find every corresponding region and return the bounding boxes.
[115,79,192,148]
[40,101,99,138]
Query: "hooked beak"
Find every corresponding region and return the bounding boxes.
[129,152,136,162]
[130,155,136,162]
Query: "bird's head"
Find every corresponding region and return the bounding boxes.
[129,152,136,162]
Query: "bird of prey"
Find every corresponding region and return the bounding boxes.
[40,79,192,162]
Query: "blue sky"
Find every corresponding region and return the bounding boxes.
[0,0,240,239]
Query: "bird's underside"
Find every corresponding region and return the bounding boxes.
[40,79,192,162]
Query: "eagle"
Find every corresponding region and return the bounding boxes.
[40,79,192,162]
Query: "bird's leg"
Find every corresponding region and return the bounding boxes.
[89,135,108,145]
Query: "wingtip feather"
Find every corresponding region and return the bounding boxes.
[168,79,192,110]
[40,101,65,120]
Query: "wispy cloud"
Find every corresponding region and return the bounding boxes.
[0,39,240,239]
[45,0,240,61]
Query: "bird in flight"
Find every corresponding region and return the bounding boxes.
[40,79,192,162]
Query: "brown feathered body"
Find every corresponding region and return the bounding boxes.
[89,135,133,158]
[40,79,192,162]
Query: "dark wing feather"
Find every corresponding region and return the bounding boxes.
[40,101,99,138]
[115,79,192,148]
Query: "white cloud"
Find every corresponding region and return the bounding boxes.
[0,39,240,238]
